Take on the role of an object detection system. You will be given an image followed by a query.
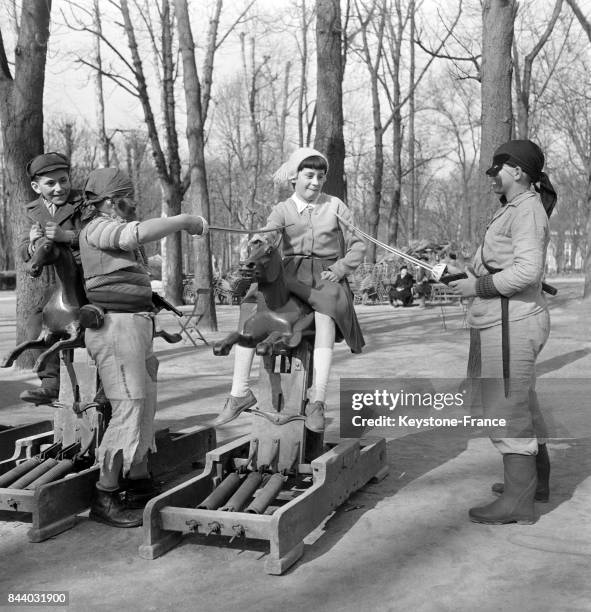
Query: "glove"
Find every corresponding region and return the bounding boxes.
[29,223,44,242]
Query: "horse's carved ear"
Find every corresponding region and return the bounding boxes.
[268,233,283,251]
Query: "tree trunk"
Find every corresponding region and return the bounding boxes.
[174,0,219,330]
[408,0,417,240]
[160,0,183,303]
[388,111,403,246]
[120,0,184,304]
[93,0,110,166]
[513,0,563,140]
[478,0,517,235]
[314,0,346,201]
[565,0,591,297]
[298,0,310,147]
[385,0,406,248]
[356,0,386,262]
[0,160,11,270]
[0,0,51,368]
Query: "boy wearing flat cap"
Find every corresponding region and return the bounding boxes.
[450,139,557,526]
[17,152,84,405]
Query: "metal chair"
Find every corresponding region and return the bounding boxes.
[175,288,210,346]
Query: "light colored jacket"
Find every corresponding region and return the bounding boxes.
[468,190,549,329]
[261,194,366,280]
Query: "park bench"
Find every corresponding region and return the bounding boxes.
[428,282,467,330]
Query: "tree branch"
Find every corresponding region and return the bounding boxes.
[0,27,13,81]
[565,0,591,42]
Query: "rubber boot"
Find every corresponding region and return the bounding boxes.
[89,487,143,528]
[491,443,550,502]
[470,454,536,525]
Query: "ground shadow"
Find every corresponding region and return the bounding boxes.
[537,349,591,376]
[536,437,591,517]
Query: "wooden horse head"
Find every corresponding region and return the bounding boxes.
[239,236,283,286]
[214,234,314,358]
[27,238,63,278]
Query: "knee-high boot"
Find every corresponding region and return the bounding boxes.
[470,454,536,524]
[491,442,550,502]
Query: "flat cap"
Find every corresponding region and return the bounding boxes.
[26,152,70,178]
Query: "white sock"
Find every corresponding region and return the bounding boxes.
[310,347,333,403]
[231,345,256,397]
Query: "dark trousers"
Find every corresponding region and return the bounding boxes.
[29,301,60,391]
[389,287,413,306]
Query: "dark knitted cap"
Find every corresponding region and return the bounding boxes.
[26,152,70,178]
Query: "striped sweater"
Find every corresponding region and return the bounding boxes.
[80,215,152,312]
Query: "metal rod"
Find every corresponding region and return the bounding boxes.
[197,472,243,510]
[0,456,43,488]
[25,459,75,489]
[244,473,284,514]
[9,458,59,489]
[220,471,263,512]
[335,213,433,272]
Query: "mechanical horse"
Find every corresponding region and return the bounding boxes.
[1,238,87,373]
[213,236,315,357]
[1,237,182,376]
[139,235,389,573]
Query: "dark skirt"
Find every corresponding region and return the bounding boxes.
[283,256,365,353]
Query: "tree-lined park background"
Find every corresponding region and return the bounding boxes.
[1,0,590,350]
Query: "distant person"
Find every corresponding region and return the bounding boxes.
[389,265,414,307]
[17,152,84,405]
[449,139,556,525]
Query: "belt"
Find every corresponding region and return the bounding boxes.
[480,259,510,398]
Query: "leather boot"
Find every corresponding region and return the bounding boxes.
[491,443,550,502]
[470,454,536,525]
[123,477,161,509]
[89,488,143,528]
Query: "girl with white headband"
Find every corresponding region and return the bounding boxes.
[214,148,366,432]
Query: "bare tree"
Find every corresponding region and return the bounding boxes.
[562,0,591,296]
[357,0,462,250]
[512,0,563,139]
[63,0,186,303]
[315,0,346,200]
[408,0,417,239]
[93,0,111,166]
[352,0,387,261]
[478,0,517,231]
[297,0,315,147]
[0,0,51,367]
[175,0,223,330]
